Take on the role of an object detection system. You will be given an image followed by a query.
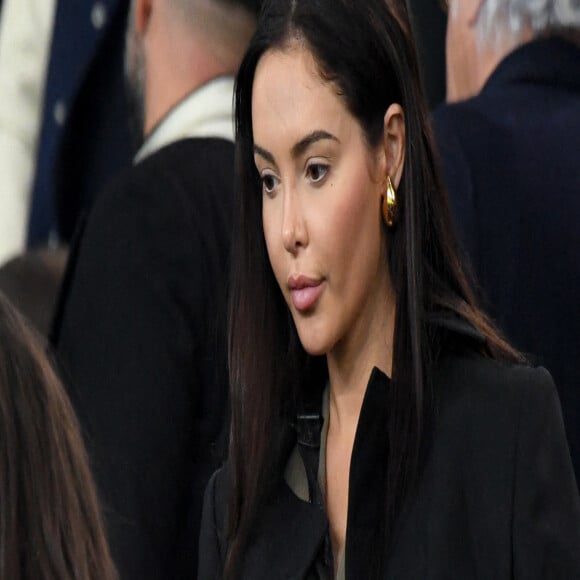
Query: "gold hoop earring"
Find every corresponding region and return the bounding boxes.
[382,175,398,227]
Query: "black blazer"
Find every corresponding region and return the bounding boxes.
[52,138,233,579]
[431,36,580,485]
[198,319,580,579]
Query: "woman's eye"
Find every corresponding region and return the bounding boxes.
[261,174,279,195]
[307,163,329,183]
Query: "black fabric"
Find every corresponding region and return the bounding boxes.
[295,414,324,509]
[200,469,328,580]
[198,323,580,578]
[52,138,233,579]
[432,36,580,485]
[407,0,447,109]
[344,367,390,579]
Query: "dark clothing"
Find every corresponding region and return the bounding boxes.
[407,0,447,108]
[52,138,233,579]
[28,0,132,246]
[432,36,580,484]
[198,319,580,579]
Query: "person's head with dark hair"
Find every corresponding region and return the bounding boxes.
[0,291,118,580]
[223,0,521,575]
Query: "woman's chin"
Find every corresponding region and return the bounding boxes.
[295,327,332,357]
[303,344,329,357]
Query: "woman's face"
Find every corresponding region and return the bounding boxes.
[252,46,401,357]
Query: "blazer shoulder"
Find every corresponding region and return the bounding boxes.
[439,354,554,399]
[435,355,559,442]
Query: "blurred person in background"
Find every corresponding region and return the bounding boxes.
[0,290,118,580]
[432,0,580,484]
[27,0,132,248]
[0,0,131,273]
[51,0,262,578]
[0,0,131,365]
[0,0,56,265]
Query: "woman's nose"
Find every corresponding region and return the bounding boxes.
[282,190,308,255]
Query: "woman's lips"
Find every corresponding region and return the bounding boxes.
[288,275,325,312]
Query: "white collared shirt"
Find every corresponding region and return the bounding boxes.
[134,75,235,164]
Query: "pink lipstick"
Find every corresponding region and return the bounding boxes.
[288,275,325,312]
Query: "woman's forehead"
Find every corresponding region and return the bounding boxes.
[251,47,352,138]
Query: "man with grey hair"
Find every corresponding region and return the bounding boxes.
[433,0,580,484]
[51,0,261,577]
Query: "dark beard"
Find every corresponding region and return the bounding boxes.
[124,21,146,152]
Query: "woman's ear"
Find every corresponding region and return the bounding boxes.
[134,0,154,36]
[382,103,406,189]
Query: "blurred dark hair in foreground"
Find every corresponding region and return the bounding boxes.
[0,291,118,580]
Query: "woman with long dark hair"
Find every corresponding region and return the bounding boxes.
[0,291,118,580]
[198,0,580,577]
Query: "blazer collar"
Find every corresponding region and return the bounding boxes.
[242,311,484,578]
[246,370,393,579]
[427,310,486,345]
[482,35,580,96]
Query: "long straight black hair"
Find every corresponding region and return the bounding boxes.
[226,0,521,575]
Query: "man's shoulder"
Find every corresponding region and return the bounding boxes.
[431,95,497,144]
[136,137,234,172]
[121,137,234,193]
[64,137,234,291]
[90,137,234,225]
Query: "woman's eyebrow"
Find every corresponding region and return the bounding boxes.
[253,130,339,166]
[291,130,339,159]
[253,144,275,165]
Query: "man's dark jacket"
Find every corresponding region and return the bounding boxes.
[52,138,233,579]
[432,36,580,484]
[198,320,580,579]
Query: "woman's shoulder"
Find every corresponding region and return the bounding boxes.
[433,353,562,453]
[437,352,555,405]
[429,311,556,410]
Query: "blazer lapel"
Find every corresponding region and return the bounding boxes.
[242,481,327,579]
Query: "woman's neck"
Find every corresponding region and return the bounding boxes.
[326,298,395,434]
[323,296,395,565]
